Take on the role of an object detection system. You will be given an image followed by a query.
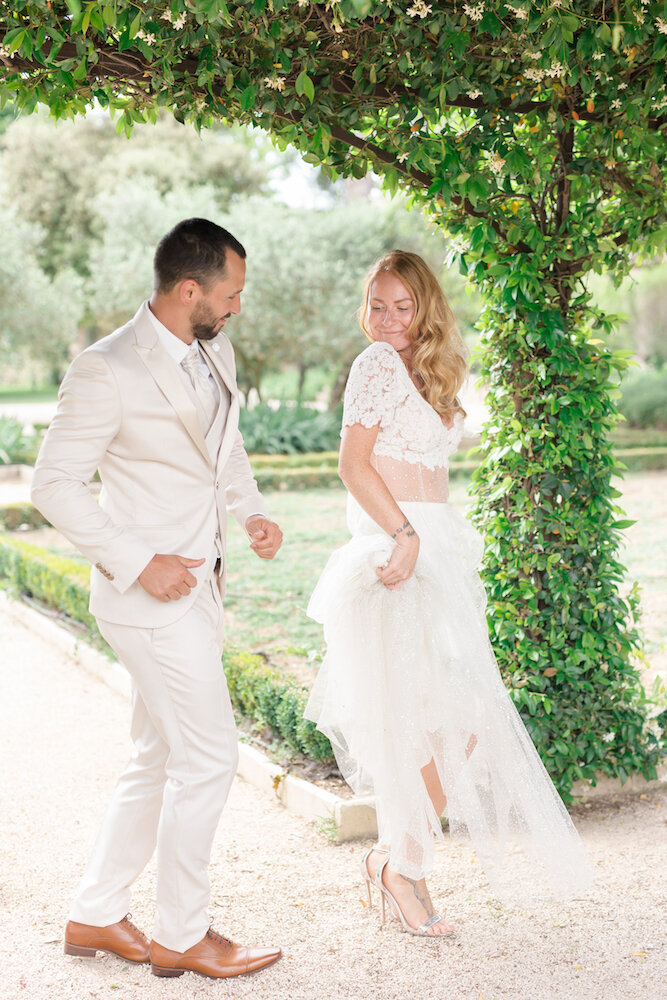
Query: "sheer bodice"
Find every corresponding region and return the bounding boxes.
[342,341,464,502]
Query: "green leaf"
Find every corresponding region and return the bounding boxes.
[240,84,256,110]
[295,70,315,102]
[128,11,142,38]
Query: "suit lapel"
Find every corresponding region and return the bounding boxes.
[132,306,212,466]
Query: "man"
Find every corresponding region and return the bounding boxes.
[31,218,283,979]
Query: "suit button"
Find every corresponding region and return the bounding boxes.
[215,481,220,489]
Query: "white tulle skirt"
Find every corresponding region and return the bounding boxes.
[305,496,593,900]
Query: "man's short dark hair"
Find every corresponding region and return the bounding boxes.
[153,218,246,292]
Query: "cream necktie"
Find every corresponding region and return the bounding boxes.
[181,344,217,434]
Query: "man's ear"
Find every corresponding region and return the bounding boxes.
[178,279,200,306]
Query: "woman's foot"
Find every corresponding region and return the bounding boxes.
[365,850,454,936]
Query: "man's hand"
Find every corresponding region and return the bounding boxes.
[245,515,283,560]
[138,554,205,602]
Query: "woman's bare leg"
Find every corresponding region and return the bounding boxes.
[421,756,447,817]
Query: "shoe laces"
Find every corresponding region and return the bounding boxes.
[207,927,233,947]
[121,914,144,936]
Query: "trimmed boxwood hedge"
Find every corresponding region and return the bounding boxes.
[0,502,48,531]
[0,535,334,764]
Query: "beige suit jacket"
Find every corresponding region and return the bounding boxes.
[31,303,266,628]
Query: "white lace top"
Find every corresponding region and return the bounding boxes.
[342,341,464,503]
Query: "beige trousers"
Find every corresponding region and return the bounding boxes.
[69,579,237,952]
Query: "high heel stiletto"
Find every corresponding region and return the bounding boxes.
[374,855,453,937]
[359,846,389,908]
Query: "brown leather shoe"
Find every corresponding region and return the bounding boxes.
[150,928,282,978]
[64,916,150,964]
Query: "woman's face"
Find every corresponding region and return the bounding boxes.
[367,271,415,352]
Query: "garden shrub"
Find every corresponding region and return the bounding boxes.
[619,369,667,429]
[0,502,48,531]
[0,536,99,639]
[224,646,334,762]
[615,448,667,472]
[0,416,40,465]
[254,467,342,491]
[249,451,339,469]
[239,403,340,454]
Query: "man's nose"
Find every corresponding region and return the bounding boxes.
[230,295,242,315]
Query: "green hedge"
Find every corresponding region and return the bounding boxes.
[0,416,40,465]
[0,534,334,765]
[249,451,339,469]
[610,428,667,449]
[0,537,99,639]
[224,649,333,761]
[619,369,667,429]
[614,447,667,472]
[254,467,342,491]
[250,453,479,491]
[0,502,48,531]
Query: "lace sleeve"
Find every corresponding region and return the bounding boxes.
[342,343,407,430]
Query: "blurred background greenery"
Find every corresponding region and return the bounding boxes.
[0,105,665,445]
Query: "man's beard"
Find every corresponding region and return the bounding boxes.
[190,302,229,341]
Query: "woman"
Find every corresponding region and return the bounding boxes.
[305,251,592,937]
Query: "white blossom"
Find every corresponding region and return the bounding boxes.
[466,88,482,99]
[523,50,541,60]
[592,52,604,60]
[0,44,17,59]
[656,17,667,34]
[463,2,485,22]
[396,151,410,163]
[407,0,432,18]
[545,60,563,78]
[602,732,615,743]
[136,29,156,44]
[264,76,286,91]
[523,67,545,82]
[505,4,528,19]
[644,718,663,739]
[297,0,309,6]
[173,13,187,29]
[610,99,622,109]
[489,151,505,175]
[161,10,173,21]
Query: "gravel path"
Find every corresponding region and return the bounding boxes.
[1,600,665,1000]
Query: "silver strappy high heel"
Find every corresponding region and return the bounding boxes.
[374,854,453,937]
[359,846,389,907]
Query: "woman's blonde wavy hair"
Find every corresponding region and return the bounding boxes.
[358,250,468,423]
